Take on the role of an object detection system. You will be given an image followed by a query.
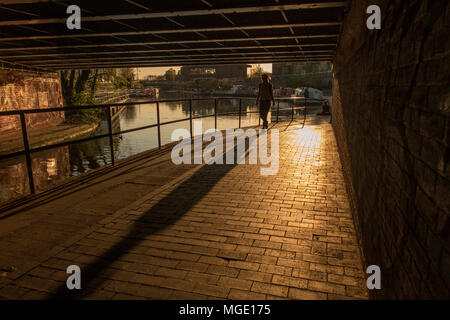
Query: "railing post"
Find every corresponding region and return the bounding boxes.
[214,98,217,131]
[189,99,193,138]
[238,98,242,129]
[291,99,294,121]
[106,106,115,166]
[20,112,35,194]
[156,101,161,148]
[276,99,280,123]
[258,100,261,127]
[330,103,332,124]
[303,98,307,128]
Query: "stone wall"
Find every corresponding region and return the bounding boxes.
[0,70,64,133]
[332,0,449,298]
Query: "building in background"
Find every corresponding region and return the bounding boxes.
[272,62,332,88]
[180,64,250,80]
[272,61,331,76]
[214,64,250,79]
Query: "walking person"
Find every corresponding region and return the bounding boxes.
[256,74,275,129]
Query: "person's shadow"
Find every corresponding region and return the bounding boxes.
[52,133,254,299]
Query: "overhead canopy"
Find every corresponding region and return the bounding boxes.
[0,0,347,71]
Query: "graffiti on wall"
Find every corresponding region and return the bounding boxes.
[0,71,64,133]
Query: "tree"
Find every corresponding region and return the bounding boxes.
[100,68,135,89]
[119,68,135,88]
[197,79,218,92]
[60,69,95,107]
[112,68,135,88]
[60,69,103,123]
[249,65,265,79]
[165,68,177,81]
[60,68,136,123]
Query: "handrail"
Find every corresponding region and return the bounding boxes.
[0,95,313,116]
[0,96,322,199]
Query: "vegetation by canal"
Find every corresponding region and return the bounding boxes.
[61,68,135,124]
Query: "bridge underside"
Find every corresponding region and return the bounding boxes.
[0,0,346,71]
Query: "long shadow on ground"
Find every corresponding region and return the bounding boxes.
[52,135,254,299]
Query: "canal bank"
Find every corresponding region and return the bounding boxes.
[0,96,131,157]
[0,121,99,157]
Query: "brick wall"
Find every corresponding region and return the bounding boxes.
[0,70,64,133]
[332,0,449,298]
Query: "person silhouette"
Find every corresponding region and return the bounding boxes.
[318,99,331,115]
[256,74,275,129]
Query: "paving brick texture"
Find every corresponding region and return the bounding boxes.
[0,117,369,300]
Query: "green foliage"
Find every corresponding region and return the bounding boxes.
[134,81,144,89]
[64,109,105,125]
[64,91,104,124]
[165,68,177,81]
[197,78,218,91]
[249,65,265,79]
[61,69,104,124]
[98,68,135,89]
[61,68,135,124]
[111,68,135,89]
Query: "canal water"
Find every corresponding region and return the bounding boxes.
[0,91,316,204]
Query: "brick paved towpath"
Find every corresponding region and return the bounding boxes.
[0,117,369,300]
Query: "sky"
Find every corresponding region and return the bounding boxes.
[136,64,272,79]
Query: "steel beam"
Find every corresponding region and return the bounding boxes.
[0,2,347,26]
[10,45,336,64]
[36,57,335,68]
[0,42,338,60]
[31,52,334,67]
[38,57,334,70]
[0,35,339,52]
[0,22,341,42]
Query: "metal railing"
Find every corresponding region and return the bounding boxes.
[0,96,317,198]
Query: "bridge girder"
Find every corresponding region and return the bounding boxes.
[0,0,347,70]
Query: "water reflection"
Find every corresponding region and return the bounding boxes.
[0,147,71,203]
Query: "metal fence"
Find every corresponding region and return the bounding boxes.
[0,96,316,198]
